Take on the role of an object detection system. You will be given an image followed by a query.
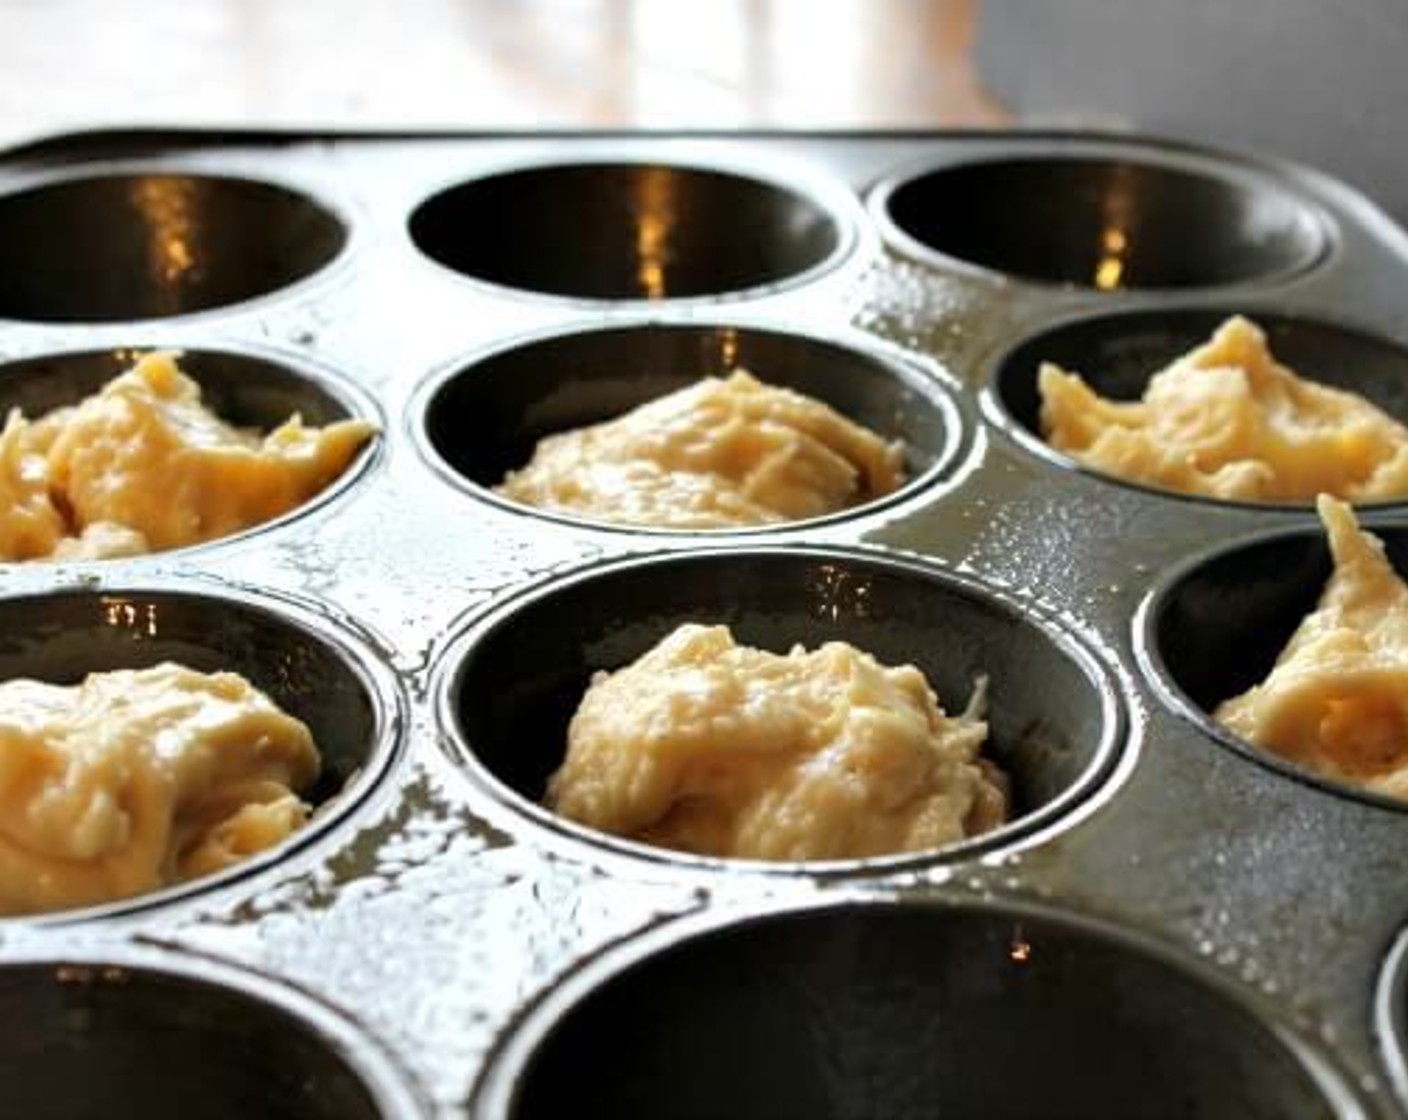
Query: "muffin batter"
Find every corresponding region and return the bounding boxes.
[0,351,374,561]
[0,662,320,915]
[1217,496,1408,798]
[547,624,1009,861]
[1039,316,1408,502]
[498,369,905,528]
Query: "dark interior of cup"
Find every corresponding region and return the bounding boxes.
[408,162,842,300]
[1149,525,1408,721]
[448,550,1116,857]
[0,588,382,811]
[1,962,385,1119]
[0,346,357,430]
[882,156,1321,289]
[0,173,347,321]
[994,310,1408,477]
[496,904,1337,1119]
[421,322,955,520]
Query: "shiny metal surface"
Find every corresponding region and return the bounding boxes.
[0,129,1405,1118]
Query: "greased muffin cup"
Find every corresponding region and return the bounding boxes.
[0,946,425,1119]
[0,578,404,923]
[475,899,1363,1119]
[0,168,348,322]
[0,341,382,560]
[436,545,1123,873]
[2,128,1408,1118]
[412,318,966,533]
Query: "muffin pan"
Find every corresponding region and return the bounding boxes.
[2,128,1408,1117]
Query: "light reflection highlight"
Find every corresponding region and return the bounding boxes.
[1094,226,1127,290]
[811,563,874,622]
[633,167,677,299]
[1093,165,1137,291]
[102,599,159,636]
[718,326,740,370]
[56,965,128,985]
[129,178,199,299]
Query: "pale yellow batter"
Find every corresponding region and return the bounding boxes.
[0,351,374,561]
[498,369,905,528]
[0,662,320,915]
[547,624,1008,861]
[1216,496,1408,799]
[1040,316,1408,502]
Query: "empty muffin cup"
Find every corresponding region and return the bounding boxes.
[408,162,849,300]
[0,172,348,321]
[0,344,379,560]
[874,153,1324,289]
[474,899,1356,1119]
[0,949,422,1118]
[416,320,962,532]
[988,308,1408,507]
[0,580,401,919]
[438,546,1122,869]
[1139,520,1408,808]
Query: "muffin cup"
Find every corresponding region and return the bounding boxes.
[437,546,1123,872]
[986,307,1408,509]
[0,579,404,921]
[0,169,348,322]
[0,946,424,1118]
[0,342,381,561]
[1138,519,1408,810]
[408,159,853,302]
[414,319,965,534]
[871,149,1326,290]
[474,898,1359,1119]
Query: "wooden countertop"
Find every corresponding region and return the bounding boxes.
[3,0,1404,218]
[0,0,1005,149]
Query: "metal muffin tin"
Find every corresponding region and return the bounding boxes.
[1,127,1407,1118]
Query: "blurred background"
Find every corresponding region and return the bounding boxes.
[1,0,1405,217]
